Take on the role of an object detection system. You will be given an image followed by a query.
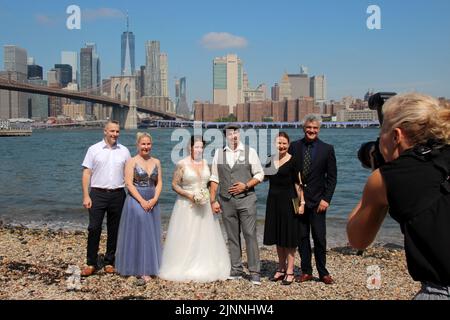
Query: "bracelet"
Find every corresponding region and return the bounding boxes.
[300,201,306,205]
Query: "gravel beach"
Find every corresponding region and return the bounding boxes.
[0,223,419,300]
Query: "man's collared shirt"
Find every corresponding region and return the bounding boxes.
[82,139,131,189]
[210,142,264,184]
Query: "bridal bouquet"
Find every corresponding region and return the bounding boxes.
[193,188,210,205]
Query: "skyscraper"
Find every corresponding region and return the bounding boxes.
[80,43,101,116]
[271,83,280,101]
[3,45,27,74]
[1,45,29,118]
[279,73,292,100]
[310,75,327,102]
[80,43,101,93]
[287,73,310,99]
[80,46,93,91]
[139,65,146,97]
[87,43,100,92]
[54,64,73,87]
[213,54,243,113]
[176,77,190,117]
[160,53,168,97]
[145,41,161,96]
[27,64,43,80]
[61,51,78,84]
[28,79,48,120]
[121,14,135,76]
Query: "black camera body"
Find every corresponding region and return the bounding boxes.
[357,92,397,170]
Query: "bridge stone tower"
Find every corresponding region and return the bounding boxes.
[110,75,138,129]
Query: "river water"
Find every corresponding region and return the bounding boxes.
[0,127,403,247]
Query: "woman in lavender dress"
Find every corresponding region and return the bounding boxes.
[115,132,163,281]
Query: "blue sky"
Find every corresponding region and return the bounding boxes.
[1,0,449,104]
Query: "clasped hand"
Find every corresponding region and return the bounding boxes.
[228,182,246,195]
[140,198,156,212]
[211,201,222,214]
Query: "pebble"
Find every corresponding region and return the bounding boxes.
[0,224,420,300]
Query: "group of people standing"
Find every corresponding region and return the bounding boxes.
[79,92,449,300]
[79,114,337,286]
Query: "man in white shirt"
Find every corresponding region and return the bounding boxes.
[210,124,264,285]
[80,120,131,276]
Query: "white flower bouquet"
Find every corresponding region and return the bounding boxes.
[193,188,210,205]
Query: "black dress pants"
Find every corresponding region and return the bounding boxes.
[298,206,329,278]
[86,189,126,267]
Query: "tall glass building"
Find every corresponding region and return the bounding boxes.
[176,77,190,117]
[80,47,93,91]
[1,45,29,118]
[213,54,243,113]
[144,40,161,97]
[80,43,100,93]
[121,15,135,76]
[54,64,73,88]
[61,51,78,84]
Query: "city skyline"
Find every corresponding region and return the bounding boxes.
[1,0,450,106]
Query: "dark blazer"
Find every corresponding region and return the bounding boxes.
[289,138,337,209]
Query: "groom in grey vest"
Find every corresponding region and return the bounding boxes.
[210,124,264,285]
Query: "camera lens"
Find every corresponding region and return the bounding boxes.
[358,142,376,169]
[357,139,386,170]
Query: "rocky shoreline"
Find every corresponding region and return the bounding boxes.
[0,224,419,300]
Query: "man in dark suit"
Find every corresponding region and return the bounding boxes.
[288,114,337,284]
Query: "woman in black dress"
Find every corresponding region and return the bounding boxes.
[264,132,305,285]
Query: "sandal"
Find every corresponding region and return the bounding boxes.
[281,273,295,285]
[269,269,286,282]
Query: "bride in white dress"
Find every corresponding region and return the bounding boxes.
[158,137,231,282]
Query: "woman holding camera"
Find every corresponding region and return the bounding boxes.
[347,93,450,300]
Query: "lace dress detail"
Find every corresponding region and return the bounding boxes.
[158,160,231,282]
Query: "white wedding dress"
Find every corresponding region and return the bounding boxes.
[158,161,231,282]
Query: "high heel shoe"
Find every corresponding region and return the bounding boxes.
[281,273,295,285]
[269,270,286,282]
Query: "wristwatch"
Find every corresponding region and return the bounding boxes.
[244,183,249,191]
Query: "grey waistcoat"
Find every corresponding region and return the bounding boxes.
[217,146,255,200]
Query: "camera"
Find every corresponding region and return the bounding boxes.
[357,92,397,170]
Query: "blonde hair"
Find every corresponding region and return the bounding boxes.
[381,93,450,145]
[136,132,153,145]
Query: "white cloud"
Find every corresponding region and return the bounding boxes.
[201,32,248,50]
[82,8,125,21]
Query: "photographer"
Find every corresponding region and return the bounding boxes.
[347,93,450,300]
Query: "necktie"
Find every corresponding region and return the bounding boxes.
[303,143,312,182]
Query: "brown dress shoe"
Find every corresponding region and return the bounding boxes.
[81,265,96,277]
[296,274,314,283]
[321,275,334,284]
[104,265,116,274]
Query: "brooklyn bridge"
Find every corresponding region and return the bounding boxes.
[0,76,189,129]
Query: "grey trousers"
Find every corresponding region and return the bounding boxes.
[414,282,450,300]
[219,194,260,274]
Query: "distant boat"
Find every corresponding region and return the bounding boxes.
[0,118,33,136]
